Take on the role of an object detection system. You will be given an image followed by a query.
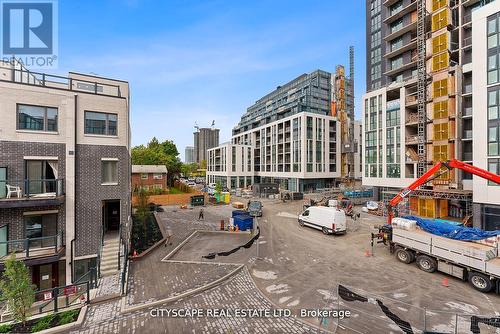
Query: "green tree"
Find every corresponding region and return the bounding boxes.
[133,188,150,252]
[0,254,35,326]
[131,138,182,187]
[215,181,223,201]
[199,159,207,170]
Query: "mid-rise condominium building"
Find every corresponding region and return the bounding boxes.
[363,0,500,230]
[0,60,131,289]
[207,69,361,192]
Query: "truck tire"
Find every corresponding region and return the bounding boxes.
[469,272,493,293]
[396,249,413,264]
[322,227,330,235]
[416,255,437,273]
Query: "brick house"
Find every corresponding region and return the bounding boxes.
[132,165,168,193]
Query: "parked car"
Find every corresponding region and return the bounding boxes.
[187,181,196,187]
[247,201,263,217]
[298,206,346,235]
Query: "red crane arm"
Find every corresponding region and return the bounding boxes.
[386,159,500,224]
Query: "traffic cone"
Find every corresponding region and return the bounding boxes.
[442,277,449,287]
[365,249,371,257]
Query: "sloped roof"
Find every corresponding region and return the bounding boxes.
[132,165,168,174]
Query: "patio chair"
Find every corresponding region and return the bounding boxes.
[6,184,21,199]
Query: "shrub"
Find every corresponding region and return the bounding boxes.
[31,314,56,332]
[0,324,12,333]
[58,309,79,325]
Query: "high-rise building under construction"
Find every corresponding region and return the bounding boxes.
[363,0,500,230]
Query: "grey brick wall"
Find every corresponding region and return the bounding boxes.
[0,140,66,243]
[75,144,130,257]
[0,205,65,242]
[0,141,66,181]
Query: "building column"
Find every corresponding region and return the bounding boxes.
[65,95,77,284]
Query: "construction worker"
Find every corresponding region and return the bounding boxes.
[164,226,173,247]
[198,208,204,220]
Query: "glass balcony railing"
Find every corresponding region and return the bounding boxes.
[0,232,63,260]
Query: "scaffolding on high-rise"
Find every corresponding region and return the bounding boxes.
[416,0,427,178]
[333,47,356,185]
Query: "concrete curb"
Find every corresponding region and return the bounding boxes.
[120,264,244,314]
[161,230,199,262]
[34,305,87,334]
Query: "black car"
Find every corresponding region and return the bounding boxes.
[247,201,263,217]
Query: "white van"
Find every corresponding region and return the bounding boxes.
[298,206,347,235]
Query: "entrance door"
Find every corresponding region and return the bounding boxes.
[103,200,120,232]
[39,264,53,291]
[0,225,7,257]
[0,167,6,199]
[33,263,59,291]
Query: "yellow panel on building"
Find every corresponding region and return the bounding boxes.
[432,0,448,12]
[433,78,448,98]
[432,32,448,53]
[432,52,449,72]
[433,100,448,119]
[432,9,450,32]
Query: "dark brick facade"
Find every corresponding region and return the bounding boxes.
[0,205,65,243]
[0,140,131,258]
[0,141,66,181]
[75,144,130,257]
[0,141,66,243]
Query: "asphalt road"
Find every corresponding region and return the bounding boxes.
[237,198,500,333]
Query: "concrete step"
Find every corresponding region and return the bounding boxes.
[102,248,119,255]
[101,269,119,277]
[101,256,117,264]
[101,263,118,271]
[103,244,120,250]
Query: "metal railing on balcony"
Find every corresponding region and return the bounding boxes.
[463,84,472,94]
[463,37,472,47]
[463,107,472,117]
[0,232,63,260]
[4,67,123,97]
[0,179,64,200]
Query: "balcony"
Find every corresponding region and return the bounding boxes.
[0,179,65,208]
[463,107,472,117]
[0,232,64,264]
[0,62,123,97]
[406,113,419,125]
[384,20,417,42]
[385,38,417,59]
[463,152,473,161]
[462,130,473,140]
[405,135,419,144]
[384,2,417,25]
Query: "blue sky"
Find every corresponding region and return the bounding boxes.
[57,0,366,160]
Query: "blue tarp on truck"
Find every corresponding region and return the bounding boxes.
[403,215,500,241]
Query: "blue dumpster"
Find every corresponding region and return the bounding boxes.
[232,210,248,217]
[233,214,254,231]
